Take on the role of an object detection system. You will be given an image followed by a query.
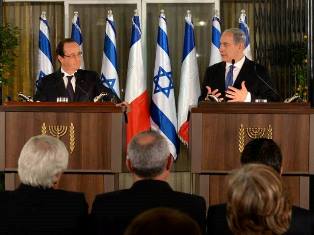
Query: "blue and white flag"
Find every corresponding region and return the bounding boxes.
[71,11,84,69]
[150,10,179,159]
[178,10,200,145]
[37,11,53,86]
[209,11,222,65]
[100,10,120,98]
[239,9,252,60]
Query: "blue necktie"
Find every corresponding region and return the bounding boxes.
[66,75,75,101]
[225,64,234,91]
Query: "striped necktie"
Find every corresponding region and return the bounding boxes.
[225,64,234,91]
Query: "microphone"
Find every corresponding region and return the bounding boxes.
[253,62,282,101]
[18,92,34,102]
[93,92,109,102]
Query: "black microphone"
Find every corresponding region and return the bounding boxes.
[253,62,282,101]
[231,59,235,65]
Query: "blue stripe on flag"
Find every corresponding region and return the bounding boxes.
[106,19,117,36]
[130,16,141,46]
[150,101,180,154]
[39,31,52,61]
[71,22,83,45]
[212,26,221,49]
[41,18,49,27]
[182,21,195,61]
[104,35,118,69]
[239,23,250,47]
[157,28,169,55]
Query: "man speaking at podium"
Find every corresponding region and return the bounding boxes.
[199,28,280,102]
[34,38,120,103]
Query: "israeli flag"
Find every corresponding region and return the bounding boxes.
[71,11,84,69]
[239,9,252,60]
[209,11,222,66]
[100,10,120,98]
[150,10,179,159]
[37,11,53,85]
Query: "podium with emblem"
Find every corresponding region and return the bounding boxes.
[0,102,125,208]
[190,102,314,209]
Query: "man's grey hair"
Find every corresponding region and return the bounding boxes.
[18,135,69,188]
[224,28,246,45]
[127,130,170,178]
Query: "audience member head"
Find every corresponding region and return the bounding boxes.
[124,207,201,235]
[227,163,291,235]
[56,38,81,74]
[241,138,282,173]
[127,130,172,181]
[18,135,69,188]
[220,28,246,63]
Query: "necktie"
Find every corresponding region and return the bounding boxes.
[66,75,75,101]
[225,64,234,91]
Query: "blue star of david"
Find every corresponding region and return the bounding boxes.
[101,74,116,90]
[153,66,174,97]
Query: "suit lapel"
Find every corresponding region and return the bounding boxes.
[233,58,250,88]
[55,70,67,97]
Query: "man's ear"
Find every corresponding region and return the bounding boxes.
[166,155,174,170]
[126,159,134,173]
[57,55,63,64]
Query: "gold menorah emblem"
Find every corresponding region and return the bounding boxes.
[41,122,75,154]
[238,124,272,152]
[48,125,67,138]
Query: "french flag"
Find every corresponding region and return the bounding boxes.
[178,10,200,145]
[125,10,150,145]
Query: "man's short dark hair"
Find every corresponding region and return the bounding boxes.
[240,138,282,173]
[56,38,76,56]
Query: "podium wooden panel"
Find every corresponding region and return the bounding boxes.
[0,102,125,208]
[190,103,314,209]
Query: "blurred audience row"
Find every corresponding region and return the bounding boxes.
[0,131,313,234]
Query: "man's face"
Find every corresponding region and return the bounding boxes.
[219,32,244,63]
[58,42,81,74]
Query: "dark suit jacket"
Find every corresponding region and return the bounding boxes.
[199,58,280,102]
[90,179,206,235]
[34,69,120,102]
[0,191,9,234]
[207,204,314,235]
[6,184,88,235]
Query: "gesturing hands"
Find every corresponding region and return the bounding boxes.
[225,81,248,102]
[206,86,223,102]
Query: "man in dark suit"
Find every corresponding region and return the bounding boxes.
[34,38,120,103]
[90,130,206,235]
[199,28,280,102]
[207,138,314,235]
[6,135,88,235]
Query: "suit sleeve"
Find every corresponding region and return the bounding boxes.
[34,79,47,101]
[199,67,211,102]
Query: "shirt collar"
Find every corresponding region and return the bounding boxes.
[61,67,77,77]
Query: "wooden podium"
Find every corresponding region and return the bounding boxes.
[190,103,314,209]
[0,102,126,208]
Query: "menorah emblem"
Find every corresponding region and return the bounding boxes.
[246,127,265,139]
[238,124,272,152]
[48,125,68,138]
[41,122,75,154]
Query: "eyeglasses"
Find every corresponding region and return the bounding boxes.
[63,51,83,59]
